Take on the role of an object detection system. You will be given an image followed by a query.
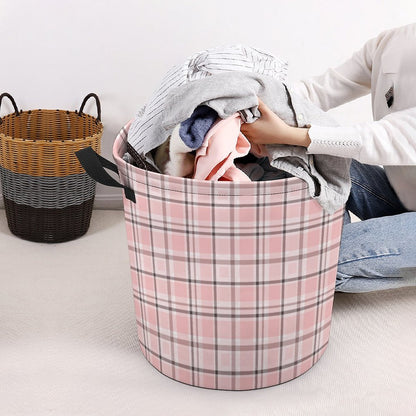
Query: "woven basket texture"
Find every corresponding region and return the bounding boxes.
[3,197,95,243]
[0,93,102,242]
[0,109,102,176]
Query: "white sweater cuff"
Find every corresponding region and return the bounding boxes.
[307,125,362,159]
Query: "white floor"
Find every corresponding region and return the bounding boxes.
[1,210,415,416]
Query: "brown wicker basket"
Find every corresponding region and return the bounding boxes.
[0,93,102,242]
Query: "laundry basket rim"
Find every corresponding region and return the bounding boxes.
[0,110,103,143]
[113,121,311,195]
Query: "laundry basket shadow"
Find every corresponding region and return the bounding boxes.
[0,93,102,243]
[76,121,344,390]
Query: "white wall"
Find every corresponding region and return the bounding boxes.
[0,0,414,208]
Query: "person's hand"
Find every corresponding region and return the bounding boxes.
[241,98,311,147]
[241,98,291,145]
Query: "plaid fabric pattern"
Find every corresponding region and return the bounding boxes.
[114,124,344,390]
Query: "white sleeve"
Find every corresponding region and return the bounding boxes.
[291,33,383,110]
[307,107,416,165]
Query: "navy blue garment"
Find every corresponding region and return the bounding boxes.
[179,105,218,150]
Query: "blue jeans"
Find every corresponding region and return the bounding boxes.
[335,159,416,293]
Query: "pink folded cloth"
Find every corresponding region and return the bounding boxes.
[193,113,252,181]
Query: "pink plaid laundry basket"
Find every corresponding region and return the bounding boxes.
[76,122,344,390]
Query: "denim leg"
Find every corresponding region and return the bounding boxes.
[346,159,407,220]
[336,212,416,293]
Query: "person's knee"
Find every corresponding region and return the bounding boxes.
[335,270,352,292]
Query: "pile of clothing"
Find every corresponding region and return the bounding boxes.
[125,45,351,214]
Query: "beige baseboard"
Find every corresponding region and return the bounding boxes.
[93,194,123,210]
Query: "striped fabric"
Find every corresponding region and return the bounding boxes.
[115,124,344,390]
[127,45,288,156]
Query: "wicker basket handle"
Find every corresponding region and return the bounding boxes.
[0,93,20,124]
[78,93,101,122]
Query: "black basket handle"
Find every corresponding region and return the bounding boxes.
[75,146,135,203]
[78,93,101,122]
[0,93,20,124]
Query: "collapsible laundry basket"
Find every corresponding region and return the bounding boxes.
[76,122,344,390]
[0,93,102,243]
